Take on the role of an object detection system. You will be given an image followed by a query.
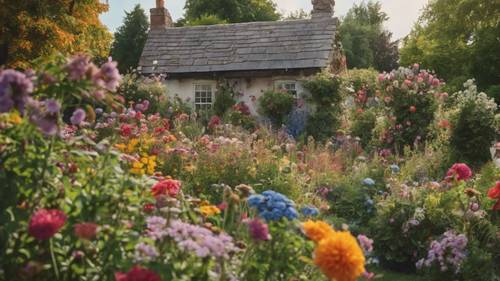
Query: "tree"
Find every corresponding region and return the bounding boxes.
[110,4,149,73]
[183,0,280,25]
[0,0,112,69]
[339,1,399,71]
[400,0,500,93]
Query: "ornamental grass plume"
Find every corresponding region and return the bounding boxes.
[314,231,366,281]
[28,209,66,240]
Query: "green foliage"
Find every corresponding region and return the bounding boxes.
[351,109,377,148]
[258,90,295,126]
[225,109,257,131]
[340,1,399,71]
[400,0,500,92]
[110,4,149,73]
[450,80,498,167]
[213,81,237,116]
[183,0,280,25]
[185,14,227,26]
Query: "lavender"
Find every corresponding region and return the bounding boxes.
[166,220,237,259]
[134,242,159,262]
[0,70,34,114]
[416,231,468,274]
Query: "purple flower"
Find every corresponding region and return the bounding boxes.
[94,58,121,92]
[45,99,60,114]
[246,218,270,241]
[0,69,34,113]
[357,234,374,254]
[27,99,58,136]
[146,216,168,240]
[66,55,92,81]
[134,242,159,262]
[70,109,86,125]
[416,231,468,274]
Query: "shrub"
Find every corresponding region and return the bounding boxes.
[213,81,237,116]
[350,109,377,149]
[258,89,295,126]
[341,68,379,109]
[450,80,498,167]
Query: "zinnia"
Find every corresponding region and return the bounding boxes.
[487,181,500,210]
[314,231,366,281]
[28,209,66,240]
[303,220,335,243]
[446,163,472,181]
[151,179,181,197]
[115,266,162,281]
[74,222,99,240]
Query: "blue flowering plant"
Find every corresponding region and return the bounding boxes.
[247,190,298,221]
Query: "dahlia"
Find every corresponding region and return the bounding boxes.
[302,220,335,243]
[314,231,366,281]
[28,209,66,240]
[446,163,472,181]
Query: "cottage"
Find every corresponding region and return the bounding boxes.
[139,0,341,115]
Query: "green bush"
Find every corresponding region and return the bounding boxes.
[213,81,237,116]
[351,109,377,148]
[450,80,498,167]
[258,90,295,126]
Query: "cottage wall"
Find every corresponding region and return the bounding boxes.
[163,74,309,116]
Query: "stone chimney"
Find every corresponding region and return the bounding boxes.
[311,0,335,18]
[150,0,173,29]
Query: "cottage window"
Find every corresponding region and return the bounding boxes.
[276,81,298,98]
[194,84,213,110]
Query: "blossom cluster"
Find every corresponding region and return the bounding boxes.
[247,190,298,221]
[416,231,468,274]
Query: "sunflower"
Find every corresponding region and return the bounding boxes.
[314,231,365,281]
[303,220,335,243]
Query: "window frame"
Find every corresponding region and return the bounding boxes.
[274,80,298,98]
[193,83,214,110]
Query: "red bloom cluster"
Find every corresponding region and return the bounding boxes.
[487,181,500,211]
[74,222,99,240]
[208,115,221,129]
[151,179,181,198]
[28,209,66,240]
[446,163,473,182]
[233,102,251,115]
[115,266,162,281]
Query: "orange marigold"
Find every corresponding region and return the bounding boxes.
[314,231,366,281]
[303,220,335,243]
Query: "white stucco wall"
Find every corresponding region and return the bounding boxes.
[164,74,310,116]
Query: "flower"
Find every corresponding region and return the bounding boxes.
[94,59,121,92]
[151,179,181,198]
[28,209,66,240]
[134,242,159,262]
[446,163,472,181]
[416,231,467,274]
[200,205,221,217]
[45,99,60,114]
[74,222,99,240]
[303,220,335,243]
[357,234,374,254]
[247,190,298,221]
[301,206,319,217]
[143,203,156,214]
[362,178,375,186]
[487,181,500,210]
[314,231,366,281]
[115,266,162,281]
[390,164,400,174]
[208,115,221,129]
[146,216,168,240]
[71,108,86,125]
[66,54,92,80]
[409,105,417,113]
[0,69,33,114]
[246,218,270,241]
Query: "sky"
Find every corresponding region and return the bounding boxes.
[100,0,429,40]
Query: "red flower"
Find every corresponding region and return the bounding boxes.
[143,203,156,214]
[151,179,181,197]
[28,209,66,240]
[487,181,500,211]
[120,124,133,137]
[208,115,221,129]
[409,106,417,113]
[115,266,162,281]
[446,163,473,181]
[74,222,99,240]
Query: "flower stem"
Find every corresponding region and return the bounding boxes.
[49,238,60,280]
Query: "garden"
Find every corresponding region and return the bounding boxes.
[0,55,499,281]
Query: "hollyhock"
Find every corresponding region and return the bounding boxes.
[115,266,162,281]
[28,209,66,240]
[487,181,500,210]
[74,222,99,240]
[151,179,181,198]
[446,163,472,181]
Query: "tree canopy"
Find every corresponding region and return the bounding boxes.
[400,0,500,94]
[0,0,112,69]
[182,0,280,25]
[110,4,149,74]
[339,1,399,71]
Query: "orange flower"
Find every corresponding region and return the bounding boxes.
[303,220,335,243]
[199,205,221,217]
[314,231,366,281]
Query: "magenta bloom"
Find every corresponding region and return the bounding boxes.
[115,266,162,281]
[66,55,91,81]
[446,163,472,182]
[28,209,66,240]
[71,108,86,125]
[0,69,34,113]
[94,59,121,92]
[247,218,270,241]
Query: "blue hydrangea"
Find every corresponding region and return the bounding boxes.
[362,178,376,186]
[247,190,298,221]
[390,164,400,174]
[301,206,319,217]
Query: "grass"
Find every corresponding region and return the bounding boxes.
[374,269,426,281]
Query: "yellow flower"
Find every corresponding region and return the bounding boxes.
[8,111,22,124]
[115,143,126,151]
[199,205,221,217]
[303,220,336,243]
[314,231,366,281]
[127,138,139,153]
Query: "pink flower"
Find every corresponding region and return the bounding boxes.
[115,266,162,281]
[378,73,385,82]
[208,115,221,129]
[413,63,420,70]
[409,106,417,113]
[246,218,270,241]
[151,179,181,197]
[28,209,66,240]
[74,222,99,240]
[446,163,472,181]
